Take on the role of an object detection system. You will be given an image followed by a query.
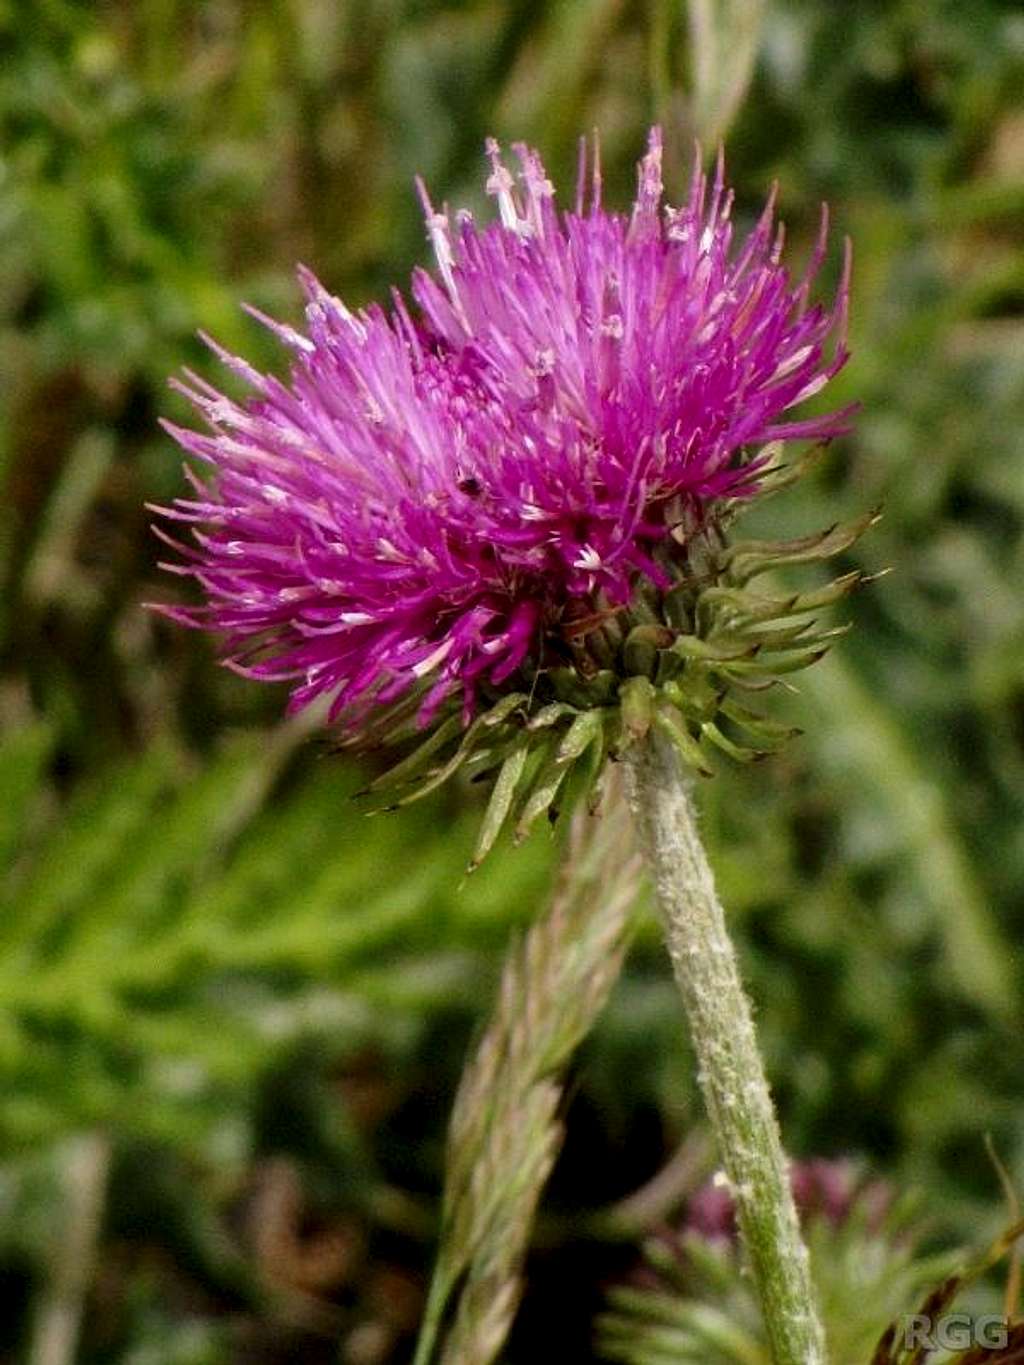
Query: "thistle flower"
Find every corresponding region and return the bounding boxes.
[600,1162,948,1365]
[152,129,865,856]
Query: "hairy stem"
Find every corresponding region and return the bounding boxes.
[625,729,827,1365]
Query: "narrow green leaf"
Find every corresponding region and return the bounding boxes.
[555,709,603,766]
[726,510,881,586]
[514,750,569,843]
[364,713,464,792]
[653,706,713,777]
[700,721,763,763]
[719,699,801,746]
[469,745,530,870]
[722,647,830,677]
[389,693,528,807]
[672,634,756,663]
[526,701,579,731]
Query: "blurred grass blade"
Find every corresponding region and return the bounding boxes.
[28,1133,111,1365]
[687,0,766,145]
[803,652,1015,1022]
[0,718,55,885]
[22,429,115,609]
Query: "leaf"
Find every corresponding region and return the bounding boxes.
[514,753,570,842]
[653,705,713,778]
[363,713,464,793]
[724,510,881,586]
[700,720,764,764]
[470,744,531,871]
[382,693,529,808]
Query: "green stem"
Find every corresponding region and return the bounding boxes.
[625,729,827,1365]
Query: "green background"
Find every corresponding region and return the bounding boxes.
[1,2,1023,1361]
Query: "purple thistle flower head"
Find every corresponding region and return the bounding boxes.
[610,1157,928,1365]
[153,130,852,724]
[152,129,867,849]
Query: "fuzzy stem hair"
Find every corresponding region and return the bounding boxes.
[626,728,828,1365]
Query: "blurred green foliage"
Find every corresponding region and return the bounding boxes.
[2,1,1023,1362]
